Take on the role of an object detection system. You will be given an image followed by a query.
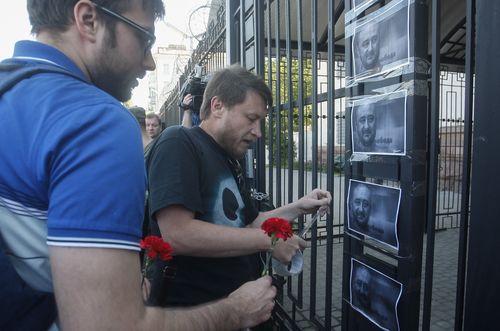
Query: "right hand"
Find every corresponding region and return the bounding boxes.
[228,276,276,328]
[182,94,193,108]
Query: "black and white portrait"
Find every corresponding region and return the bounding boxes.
[350,259,402,331]
[352,0,409,81]
[347,179,401,249]
[351,90,406,155]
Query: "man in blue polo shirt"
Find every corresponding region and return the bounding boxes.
[0,1,275,330]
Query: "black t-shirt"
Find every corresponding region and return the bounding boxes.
[147,126,259,306]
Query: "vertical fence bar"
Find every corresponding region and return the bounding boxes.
[322,1,335,329]
[274,0,282,206]
[296,0,306,308]
[239,0,245,67]
[225,0,238,64]
[284,0,302,312]
[463,0,500,326]
[255,0,267,196]
[309,0,319,323]
[422,0,441,329]
[455,0,475,328]
[285,0,294,207]
[266,0,274,205]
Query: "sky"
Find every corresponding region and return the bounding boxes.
[0,0,211,106]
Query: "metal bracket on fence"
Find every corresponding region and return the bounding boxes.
[250,189,269,201]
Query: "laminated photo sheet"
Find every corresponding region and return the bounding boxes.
[350,258,403,331]
[347,179,401,250]
[351,0,410,82]
[350,90,407,156]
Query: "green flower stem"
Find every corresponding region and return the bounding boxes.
[262,236,278,276]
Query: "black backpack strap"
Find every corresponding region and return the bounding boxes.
[0,61,87,96]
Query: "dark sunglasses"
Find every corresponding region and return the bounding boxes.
[90,0,156,56]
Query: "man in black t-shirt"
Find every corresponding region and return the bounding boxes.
[146,65,332,307]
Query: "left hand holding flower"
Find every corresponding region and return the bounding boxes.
[272,234,306,264]
[260,217,293,276]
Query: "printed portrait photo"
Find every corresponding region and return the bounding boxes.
[350,258,402,331]
[347,179,401,249]
[352,0,409,81]
[351,90,407,155]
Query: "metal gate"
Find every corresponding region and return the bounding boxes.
[162,0,475,329]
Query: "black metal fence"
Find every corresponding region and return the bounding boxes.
[161,0,474,329]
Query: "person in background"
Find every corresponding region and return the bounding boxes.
[0,0,276,329]
[146,65,332,311]
[129,106,150,148]
[180,93,201,127]
[146,112,162,140]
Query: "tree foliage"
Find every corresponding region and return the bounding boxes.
[264,56,314,167]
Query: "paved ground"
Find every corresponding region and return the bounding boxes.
[275,227,460,330]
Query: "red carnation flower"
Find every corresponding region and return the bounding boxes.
[140,236,173,262]
[260,217,293,275]
[140,236,173,285]
[261,217,293,241]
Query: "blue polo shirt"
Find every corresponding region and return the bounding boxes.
[0,41,146,292]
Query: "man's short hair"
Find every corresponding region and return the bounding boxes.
[199,64,273,120]
[27,0,165,34]
[145,112,161,126]
[129,106,146,126]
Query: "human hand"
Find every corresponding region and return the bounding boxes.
[297,188,332,216]
[272,234,307,264]
[182,94,193,109]
[227,276,276,328]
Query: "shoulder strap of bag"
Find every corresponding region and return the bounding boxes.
[0,60,87,328]
[0,61,86,96]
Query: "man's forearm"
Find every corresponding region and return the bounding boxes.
[144,298,239,331]
[181,109,193,127]
[135,275,276,331]
[50,247,273,330]
[251,202,302,228]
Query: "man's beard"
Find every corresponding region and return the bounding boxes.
[362,50,379,70]
[360,130,375,146]
[91,39,135,101]
[355,212,368,227]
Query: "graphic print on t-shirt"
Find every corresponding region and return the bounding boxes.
[206,175,245,227]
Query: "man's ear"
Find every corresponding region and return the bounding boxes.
[210,96,224,118]
[74,1,99,43]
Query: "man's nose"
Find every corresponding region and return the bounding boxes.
[251,122,262,138]
[144,52,156,71]
[366,42,374,52]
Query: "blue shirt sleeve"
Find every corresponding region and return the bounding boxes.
[43,93,146,250]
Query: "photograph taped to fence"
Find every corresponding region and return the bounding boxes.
[350,258,402,331]
[352,0,409,81]
[351,90,407,155]
[347,179,401,249]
